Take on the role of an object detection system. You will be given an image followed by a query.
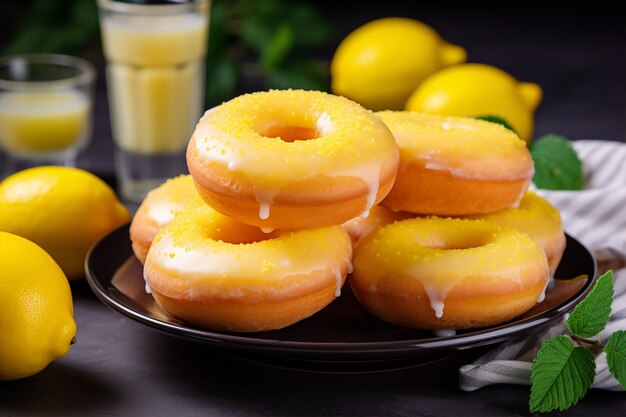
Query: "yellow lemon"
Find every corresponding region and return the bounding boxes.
[0,232,76,380]
[331,17,466,111]
[0,166,130,279]
[406,63,542,142]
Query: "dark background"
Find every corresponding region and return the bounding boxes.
[0,2,625,416]
[1,1,624,177]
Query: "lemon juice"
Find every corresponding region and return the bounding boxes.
[0,90,89,155]
[100,10,207,153]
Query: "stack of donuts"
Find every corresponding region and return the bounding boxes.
[130,89,565,333]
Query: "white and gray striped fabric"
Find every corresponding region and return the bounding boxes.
[459,140,626,392]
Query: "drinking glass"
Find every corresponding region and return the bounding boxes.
[0,54,95,178]
[98,0,210,202]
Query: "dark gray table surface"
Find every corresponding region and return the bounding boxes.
[1,3,625,416]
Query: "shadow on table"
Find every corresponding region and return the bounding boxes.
[148,331,491,416]
[0,361,122,416]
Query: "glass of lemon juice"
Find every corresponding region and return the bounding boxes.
[0,54,95,178]
[98,0,209,202]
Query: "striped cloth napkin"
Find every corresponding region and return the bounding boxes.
[459,140,626,392]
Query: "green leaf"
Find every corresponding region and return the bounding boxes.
[474,115,517,134]
[566,270,614,338]
[604,330,626,389]
[530,134,584,190]
[239,0,333,52]
[530,336,596,413]
[260,24,294,70]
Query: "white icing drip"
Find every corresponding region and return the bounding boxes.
[327,160,381,219]
[433,329,456,337]
[537,273,551,303]
[261,227,275,234]
[347,260,354,274]
[254,188,279,220]
[259,203,270,220]
[333,267,342,297]
[142,268,152,294]
[147,202,179,227]
[361,164,380,218]
[421,282,448,318]
[537,289,546,303]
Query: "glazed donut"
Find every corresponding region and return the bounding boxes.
[130,175,205,263]
[468,190,566,275]
[342,205,411,246]
[144,206,353,332]
[377,111,533,215]
[350,217,549,329]
[187,90,399,230]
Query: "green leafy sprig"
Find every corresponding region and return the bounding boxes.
[530,134,584,191]
[530,270,625,413]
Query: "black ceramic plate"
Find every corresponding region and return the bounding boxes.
[86,224,596,371]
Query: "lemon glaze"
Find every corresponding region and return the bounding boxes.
[146,206,352,299]
[191,90,399,220]
[377,112,533,181]
[352,217,549,319]
[141,175,204,227]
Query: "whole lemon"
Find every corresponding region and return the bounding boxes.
[0,166,130,279]
[0,231,76,380]
[331,17,466,111]
[405,63,542,142]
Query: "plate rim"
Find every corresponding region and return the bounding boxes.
[85,223,597,354]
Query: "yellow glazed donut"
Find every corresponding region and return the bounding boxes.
[342,205,411,246]
[187,90,400,230]
[144,206,353,332]
[351,217,549,329]
[467,191,566,275]
[130,175,205,263]
[377,111,534,215]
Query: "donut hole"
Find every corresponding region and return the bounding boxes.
[262,123,320,142]
[415,230,493,250]
[255,112,333,143]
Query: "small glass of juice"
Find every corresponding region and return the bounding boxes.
[0,54,95,177]
[98,0,210,203]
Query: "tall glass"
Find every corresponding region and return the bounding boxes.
[98,0,209,202]
[0,54,95,178]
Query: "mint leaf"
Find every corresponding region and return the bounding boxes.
[604,330,626,389]
[566,270,614,338]
[474,115,517,134]
[530,134,584,190]
[530,336,596,413]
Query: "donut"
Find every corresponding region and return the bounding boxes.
[350,217,549,329]
[187,90,400,230]
[144,206,353,332]
[377,111,534,215]
[467,190,566,275]
[129,175,205,263]
[342,205,411,246]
